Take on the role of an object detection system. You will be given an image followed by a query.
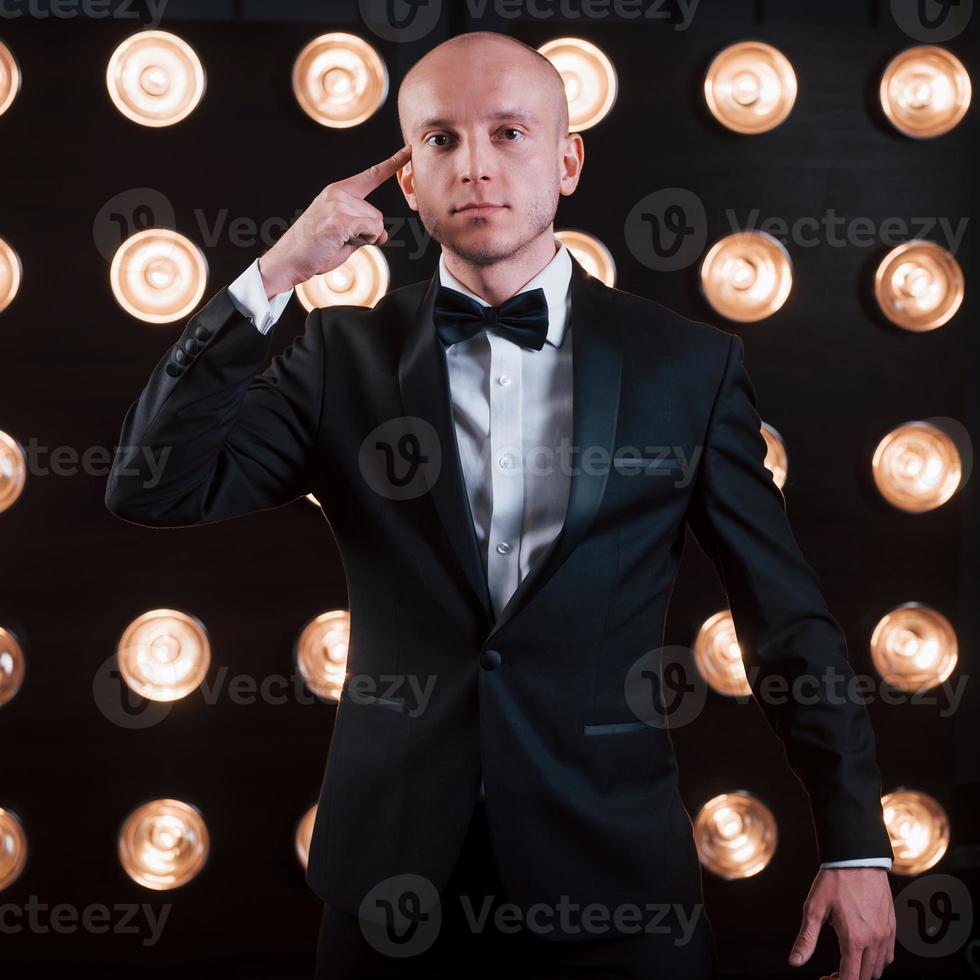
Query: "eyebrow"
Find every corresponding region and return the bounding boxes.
[413,108,539,134]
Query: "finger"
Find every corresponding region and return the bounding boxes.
[341,215,386,248]
[336,144,412,200]
[859,942,878,980]
[838,942,863,980]
[789,902,827,966]
[871,941,888,979]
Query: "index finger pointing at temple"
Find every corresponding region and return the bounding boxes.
[338,144,413,200]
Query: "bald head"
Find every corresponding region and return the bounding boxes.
[397,31,569,145]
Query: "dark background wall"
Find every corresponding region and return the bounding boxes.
[0,0,975,976]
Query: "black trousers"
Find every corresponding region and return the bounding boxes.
[313,800,719,979]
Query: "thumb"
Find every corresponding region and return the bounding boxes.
[789,901,827,966]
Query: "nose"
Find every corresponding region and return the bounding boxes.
[457,133,494,183]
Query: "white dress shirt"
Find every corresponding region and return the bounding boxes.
[225,246,890,870]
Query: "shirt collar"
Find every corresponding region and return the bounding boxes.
[437,238,573,349]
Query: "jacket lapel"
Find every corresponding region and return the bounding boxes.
[398,269,495,624]
[397,252,622,641]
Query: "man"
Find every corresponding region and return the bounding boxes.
[106,30,896,980]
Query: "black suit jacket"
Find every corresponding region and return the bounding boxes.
[105,252,893,938]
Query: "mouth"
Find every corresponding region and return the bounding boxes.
[454,204,507,217]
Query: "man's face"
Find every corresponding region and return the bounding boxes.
[399,57,569,265]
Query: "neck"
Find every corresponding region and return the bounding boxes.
[441,230,559,306]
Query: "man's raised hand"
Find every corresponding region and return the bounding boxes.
[258,144,412,299]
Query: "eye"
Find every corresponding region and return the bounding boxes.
[425,133,452,148]
[499,127,524,141]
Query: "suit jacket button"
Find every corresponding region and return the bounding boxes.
[166,362,182,377]
[480,649,501,671]
[194,324,211,342]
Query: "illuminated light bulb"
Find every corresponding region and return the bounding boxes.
[880,45,971,138]
[106,30,206,127]
[700,231,793,322]
[882,789,949,875]
[555,230,616,286]
[295,610,350,702]
[694,610,750,697]
[0,236,21,313]
[760,422,788,490]
[870,603,957,693]
[694,791,777,879]
[110,228,208,323]
[0,40,20,117]
[871,420,962,513]
[538,37,617,132]
[294,244,388,312]
[118,798,209,890]
[874,240,964,331]
[0,808,27,891]
[0,626,25,707]
[295,805,317,869]
[0,430,27,514]
[116,608,211,702]
[704,41,797,134]
[292,33,388,128]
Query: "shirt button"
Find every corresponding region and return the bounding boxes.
[480,649,502,670]
[497,374,511,386]
[498,453,515,469]
[495,541,512,555]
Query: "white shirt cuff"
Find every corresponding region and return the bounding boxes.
[227,257,294,334]
[821,857,893,870]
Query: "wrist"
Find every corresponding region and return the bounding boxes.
[258,251,295,300]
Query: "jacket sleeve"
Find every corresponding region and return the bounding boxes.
[105,285,325,528]
[685,332,894,866]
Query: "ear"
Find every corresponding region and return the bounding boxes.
[397,159,418,212]
[559,132,585,198]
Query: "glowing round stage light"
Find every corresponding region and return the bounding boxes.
[0,626,25,707]
[700,230,793,322]
[694,791,777,879]
[116,609,211,702]
[118,799,209,890]
[704,41,797,134]
[0,807,27,892]
[694,610,750,698]
[295,804,317,870]
[295,610,350,701]
[871,603,957,693]
[0,236,21,313]
[294,244,388,312]
[871,420,963,513]
[880,45,971,138]
[0,40,20,118]
[292,33,388,128]
[537,37,617,132]
[760,422,788,490]
[874,240,964,331]
[0,430,27,515]
[110,228,208,323]
[555,230,615,286]
[882,789,949,875]
[106,30,206,128]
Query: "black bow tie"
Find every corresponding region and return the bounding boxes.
[433,284,550,351]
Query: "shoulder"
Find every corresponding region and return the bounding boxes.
[587,276,738,368]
